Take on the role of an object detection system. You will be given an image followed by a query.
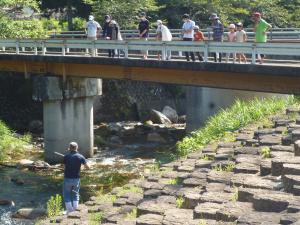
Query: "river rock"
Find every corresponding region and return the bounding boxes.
[12,208,46,220]
[28,120,43,134]
[237,212,281,224]
[136,214,163,225]
[150,109,172,125]
[0,199,15,206]
[162,106,178,123]
[253,192,290,212]
[18,159,34,166]
[147,132,167,143]
[194,202,223,220]
[162,208,193,225]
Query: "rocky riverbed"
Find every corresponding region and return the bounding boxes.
[40,107,300,225]
[0,118,185,225]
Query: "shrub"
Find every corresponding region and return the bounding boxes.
[0,120,32,162]
[176,97,298,157]
[46,194,63,218]
[261,147,271,159]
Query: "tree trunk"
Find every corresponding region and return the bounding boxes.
[67,0,73,30]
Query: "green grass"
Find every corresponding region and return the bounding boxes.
[0,120,32,162]
[125,208,137,220]
[89,212,103,225]
[261,147,271,159]
[46,194,63,218]
[212,162,235,172]
[176,97,299,157]
[176,196,184,208]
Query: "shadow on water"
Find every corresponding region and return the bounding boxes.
[0,167,60,225]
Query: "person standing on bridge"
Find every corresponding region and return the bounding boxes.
[138,12,150,59]
[85,15,101,56]
[210,13,224,62]
[63,142,90,214]
[107,20,121,58]
[182,14,196,62]
[156,20,173,60]
[236,22,248,63]
[253,12,272,64]
[193,25,205,61]
[225,24,237,63]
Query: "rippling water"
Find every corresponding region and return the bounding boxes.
[0,167,60,225]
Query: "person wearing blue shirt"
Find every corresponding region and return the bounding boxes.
[63,142,90,214]
[182,14,196,62]
[210,13,224,62]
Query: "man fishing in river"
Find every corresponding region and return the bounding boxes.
[61,142,90,214]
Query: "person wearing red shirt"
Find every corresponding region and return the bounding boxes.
[194,26,204,61]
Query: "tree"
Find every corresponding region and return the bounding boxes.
[89,0,159,29]
[0,0,46,38]
[41,0,92,30]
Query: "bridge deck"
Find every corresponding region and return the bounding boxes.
[1,54,300,94]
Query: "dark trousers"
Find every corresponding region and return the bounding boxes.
[108,49,115,57]
[213,52,222,62]
[183,38,195,61]
[196,52,204,61]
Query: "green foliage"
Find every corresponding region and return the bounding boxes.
[72,17,86,30]
[125,208,137,220]
[165,178,180,185]
[89,212,103,225]
[213,162,235,172]
[176,97,298,157]
[0,120,32,162]
[90,0,160,29]
[231,185,239,202]
[261,147,271,159]
[176,195,184,208]
[201,155,214,161]
[46,194,63,218]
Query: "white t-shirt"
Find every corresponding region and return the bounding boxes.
[236,30,246,42]
[182,20,195,39]
[86,20,101,37]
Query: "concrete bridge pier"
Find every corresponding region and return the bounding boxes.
[33,76,102,164]
[186,87,282,133]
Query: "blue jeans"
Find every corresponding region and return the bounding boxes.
[63,178,80,203]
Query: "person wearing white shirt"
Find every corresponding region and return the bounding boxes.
[86,15,101,40]
[182,14,195,62]
[156,20,172,60]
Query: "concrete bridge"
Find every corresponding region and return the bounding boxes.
[0,39,300,163]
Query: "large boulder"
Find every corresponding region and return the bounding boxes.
[28,120,43,134]
[147,132,167,143]
[162,106,178,123]
[12,208,46,220]
[150,109,171,125]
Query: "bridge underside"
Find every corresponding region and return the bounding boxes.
[0,55,300,94]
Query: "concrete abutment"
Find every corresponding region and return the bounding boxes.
[33,76,102,164]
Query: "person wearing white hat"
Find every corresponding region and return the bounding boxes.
[85,15,101,55]
[210,13,224,62]
[226,23,237,63]
[156,20,172,60]
[63,142,90,214]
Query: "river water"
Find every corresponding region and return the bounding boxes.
[0,167,60,225]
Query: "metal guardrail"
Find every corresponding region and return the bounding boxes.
[1,39,300,65]
[48,28,300,40]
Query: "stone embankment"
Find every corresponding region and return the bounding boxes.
[43,108,300,225]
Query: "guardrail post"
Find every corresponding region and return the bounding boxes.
[16,40,20,54]
[62,40,66,56]
[92,41,96,57]
[2,47,5,52]
[42,41,46,55]
[124,41,129,58]
[204,41,209,62]
[162,42,166,61]
[251,43,256,64]
[34,42,38,55]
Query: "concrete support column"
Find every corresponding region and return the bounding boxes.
[33,76,102,164]
[186,87,285,133]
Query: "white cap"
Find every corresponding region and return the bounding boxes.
[194,25,200,30]
[69,142,78,150]
[229,24,236,29]
[89,15,94,21]
[157,20,163,25]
